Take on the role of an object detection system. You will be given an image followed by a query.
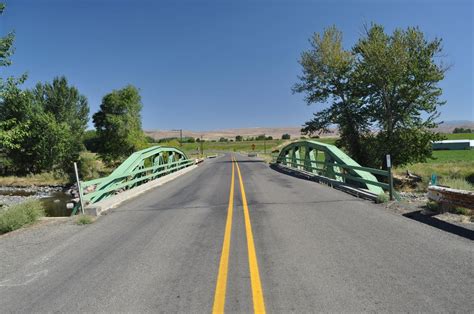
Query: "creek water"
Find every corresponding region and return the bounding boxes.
[0,188,74,217]
[39,192,74,216]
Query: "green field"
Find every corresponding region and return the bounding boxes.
[443,133,474,140]
[153,137,338,157]
[394,133,474,190]
[430,150,474,163]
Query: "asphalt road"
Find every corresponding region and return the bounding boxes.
[0,154,473,313]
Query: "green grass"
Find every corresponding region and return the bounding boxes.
[425,200,440,212]
[392,134,474,191]
[394,160,474,190]
[429,150,474,163]
[438,177,474,191]
[443,133,474,140]
[376,193,389,204]
[0,200,45,234]
[76,215,94,225]
[453,206,471,216]
[152,137,339,156]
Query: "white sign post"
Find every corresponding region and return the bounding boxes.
[74,162,85,215]
[386,154,393,201]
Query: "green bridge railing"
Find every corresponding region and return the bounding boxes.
[72,146,194,215]
[273,140,395,199]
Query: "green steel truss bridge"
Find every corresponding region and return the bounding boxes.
[72,146,194,215]
[273,140,395,199]
[72,140,395,215]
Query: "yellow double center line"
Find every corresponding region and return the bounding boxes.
[212,156,266,313]
[212,158,235,313]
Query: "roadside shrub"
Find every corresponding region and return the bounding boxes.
[78,151,109,180]
[76,215,94,225]
[466,173,474,184]
[376,193,389,203]
[426,200,440,212]
[453,207,471,216]
[0,200,45,234]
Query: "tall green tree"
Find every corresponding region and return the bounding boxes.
[0,4,30,173]
[1,78,89,174]
[32,77,89,171]
[0,4,14,70]
[0,5,89,175]
[33,76,89,133]
[32,76,89,166]
[293,26,371,164]
[93,85,146,163]
[353,24,446,167]
[0,3,28,152]
[294,24,447,168]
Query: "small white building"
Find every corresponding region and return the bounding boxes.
[432,139,474,150]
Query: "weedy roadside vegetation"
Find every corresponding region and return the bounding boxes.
[0,200,45,234]
[424,200,473,219]
[438,177,474,191]
[76,215,94,225]
[376,193,389,204]
[425,200,440,212]
[0,172,69,186]
[453,206,471,216]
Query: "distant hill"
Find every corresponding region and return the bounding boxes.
[145,120,472,141]
[145,127,338,141]
[435,120,474,133]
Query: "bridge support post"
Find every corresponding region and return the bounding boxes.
[308,149,317,174]
[304,148,312,172]
[294,148,303,170]
[289,148,296,168]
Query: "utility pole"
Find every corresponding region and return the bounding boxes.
[172,129,183,146]
[263,133,266,154]
[200,135,204,158]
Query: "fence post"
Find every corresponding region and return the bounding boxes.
[386,154,394,201]
[74,162,85,215]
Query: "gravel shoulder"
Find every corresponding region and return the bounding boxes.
[0,217,84,280]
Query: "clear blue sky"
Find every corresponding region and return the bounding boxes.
[2,0,473,130]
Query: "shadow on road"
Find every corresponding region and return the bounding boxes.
[272,163,474,241]
[269,163,320,182]
[218,160,265,163]
[403,211,474,241]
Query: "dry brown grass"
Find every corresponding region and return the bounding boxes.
[0,172,69,186]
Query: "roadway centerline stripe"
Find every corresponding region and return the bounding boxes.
[212,156,235,313]
[235,157,266,314]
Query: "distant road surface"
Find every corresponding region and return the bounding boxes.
[0,154,472,312]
